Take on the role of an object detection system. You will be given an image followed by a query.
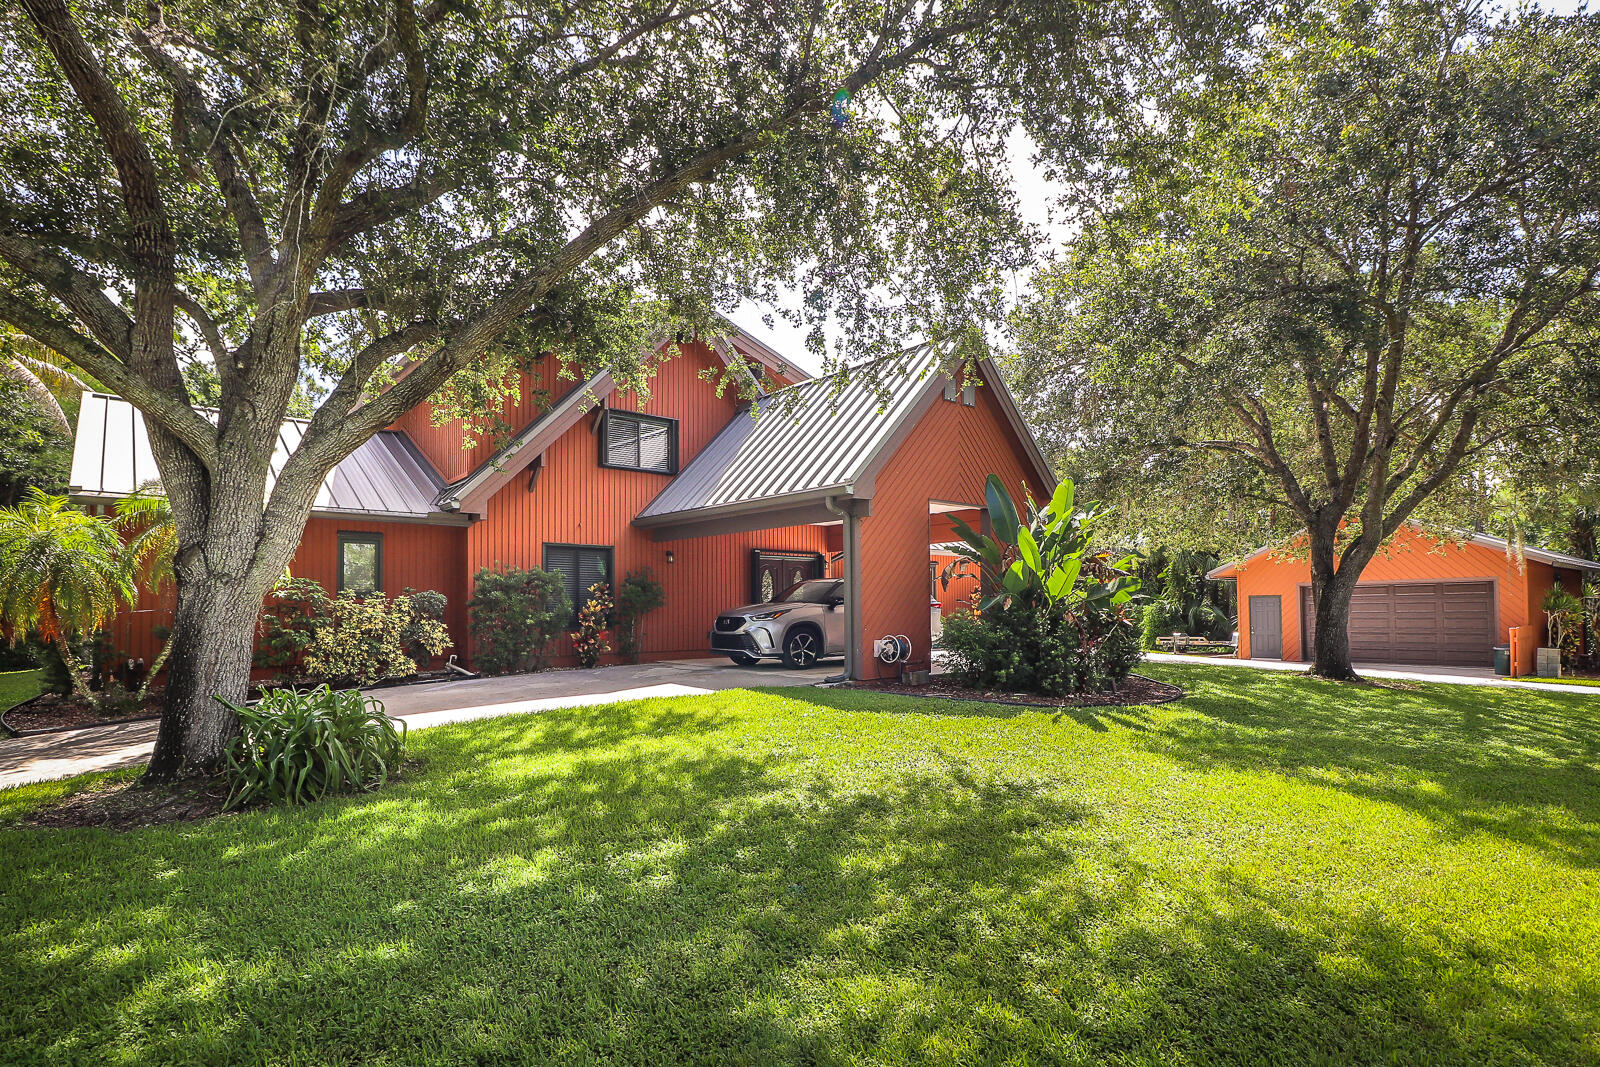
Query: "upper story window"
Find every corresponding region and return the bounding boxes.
[338,532,383,595]
[600,410,678,474]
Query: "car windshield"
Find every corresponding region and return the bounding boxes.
[774,579,842,604]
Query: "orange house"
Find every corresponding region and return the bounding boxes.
[1207,526,1597,672]
[71,335,1052,681]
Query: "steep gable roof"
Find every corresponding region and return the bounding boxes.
[634,347,1053,533]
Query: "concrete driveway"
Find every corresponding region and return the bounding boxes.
[0,656,837,790]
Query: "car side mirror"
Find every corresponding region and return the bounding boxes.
[829,598,845,610]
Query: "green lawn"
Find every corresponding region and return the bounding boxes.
[4,664,1600,1065]
[0,668,42,714]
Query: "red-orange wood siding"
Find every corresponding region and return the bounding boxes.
[856,368,1044,679]
[466,343,832,664]
[1229,525,1583,662]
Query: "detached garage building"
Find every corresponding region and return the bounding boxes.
[1208,525,1597,672]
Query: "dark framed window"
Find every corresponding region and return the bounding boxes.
[600,410,678,474]
[544,543,614,623]
[338,532,383,595]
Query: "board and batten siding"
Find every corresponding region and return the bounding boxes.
[1231,525,1583,662]
[856,365,1044,680]
[465,343,832,664]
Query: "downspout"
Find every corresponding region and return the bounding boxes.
[824,494,861,682]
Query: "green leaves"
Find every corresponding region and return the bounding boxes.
[222,686,407,809]
[986,474,1020,545]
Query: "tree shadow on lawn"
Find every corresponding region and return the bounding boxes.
[6,695,1590,1064]
[1137,665,1600,869]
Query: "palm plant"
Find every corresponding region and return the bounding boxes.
[1,328,91,433]
[116,484,178,696]
[0,489,136,701]
[941,475,1139,612]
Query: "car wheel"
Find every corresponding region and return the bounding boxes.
[782,628,820,669]
[727,652,759,666]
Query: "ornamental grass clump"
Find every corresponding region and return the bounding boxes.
[221,686,406,808]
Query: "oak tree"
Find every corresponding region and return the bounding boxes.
[1013,0,1600,678]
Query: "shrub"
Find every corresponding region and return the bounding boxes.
[943,601,1142,695]
[255,577,333,675]
[467,566,569,674]
[257,579,450,685]
[221,686,406,808]
[1139,601,1182,649]
[572,580,612,668]
[615,568,666,663]
[937,474,1143,694]
[302,592,451,686]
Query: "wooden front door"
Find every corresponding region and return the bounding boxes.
[752,551,824,604]
[1249,595,1283,659]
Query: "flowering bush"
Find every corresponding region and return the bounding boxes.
[572,580,612,668]
[303,591,452,686]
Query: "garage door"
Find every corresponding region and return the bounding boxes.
[1300,581,1495,667]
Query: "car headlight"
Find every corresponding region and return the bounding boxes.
[749,609,791,620]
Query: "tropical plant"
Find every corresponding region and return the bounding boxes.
[467,567,569,675]
[941,475,1139,615]
[572,581,613,669]
[0,327,91,434]
[0,489,135,702]
[614,569,666,664]
[115,484,178,696]
[1543,587,1583,663]
[0,374,71,507]
[221,686,406,808]
[939,475,1143,694]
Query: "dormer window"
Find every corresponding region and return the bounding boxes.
[600,410,678,474]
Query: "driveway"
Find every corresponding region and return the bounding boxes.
[1143,651,1597,695]
[0,657,837,790]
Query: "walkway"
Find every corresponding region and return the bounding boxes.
[0,657,837,790]
[1143,652,1597,696]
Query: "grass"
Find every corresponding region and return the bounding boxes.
[1527,674,1600,688]
[0,668,42,714]
[4,663,1600,1065]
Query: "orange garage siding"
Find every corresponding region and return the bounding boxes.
[1230,526,1578,665]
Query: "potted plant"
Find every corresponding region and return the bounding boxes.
[1541,588,1582,678]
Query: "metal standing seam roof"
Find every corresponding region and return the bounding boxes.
[1206,528,1600,579]
[635,345,951,524]
[69,392,456,522]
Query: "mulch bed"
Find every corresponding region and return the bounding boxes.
[845,672,1185,708]
[20,776,234,832]
[2,689,164,736]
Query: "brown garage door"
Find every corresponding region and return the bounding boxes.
[1301,581,1495,667]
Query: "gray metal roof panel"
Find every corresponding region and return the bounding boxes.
[69,393,447,519]
[637,345,945,522]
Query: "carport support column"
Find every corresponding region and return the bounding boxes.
[826,495,866,681]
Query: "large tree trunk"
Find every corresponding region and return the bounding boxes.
[1305,526,1379,682]
[144,571,263,778]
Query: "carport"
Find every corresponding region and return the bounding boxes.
[633,345,1055,680]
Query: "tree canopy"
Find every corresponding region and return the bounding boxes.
[1010,0,1600,675]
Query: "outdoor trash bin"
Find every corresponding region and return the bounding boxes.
[1493,645,1510,676]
